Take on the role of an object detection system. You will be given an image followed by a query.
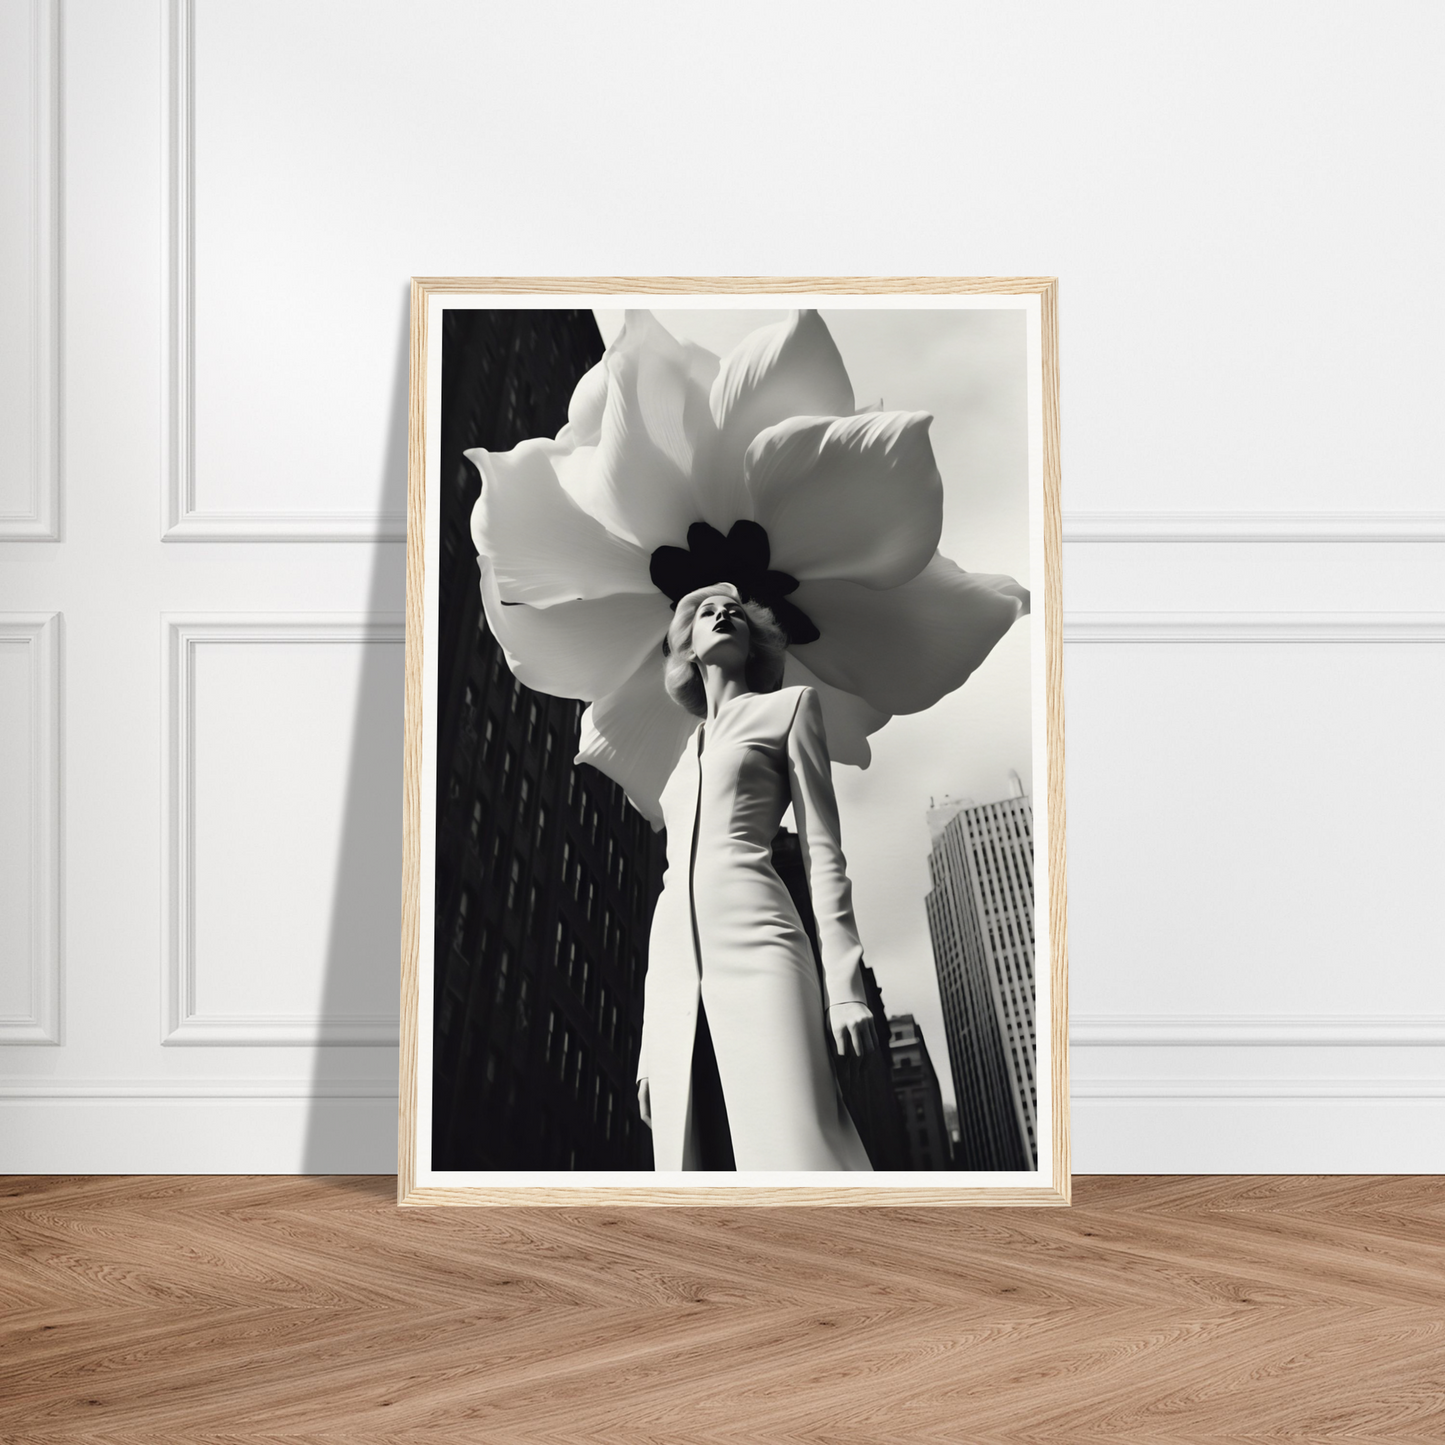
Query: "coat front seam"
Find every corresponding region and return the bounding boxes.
[686,723,706,984]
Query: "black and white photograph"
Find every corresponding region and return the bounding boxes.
[401,282,1065,1202]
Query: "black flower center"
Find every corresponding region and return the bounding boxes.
[649,521,820,645]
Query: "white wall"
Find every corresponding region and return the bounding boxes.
[1,0,1442,1171]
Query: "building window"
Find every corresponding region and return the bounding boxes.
[494,947,510,1005]
[510,676,523,713]
[469,800,483,843]
[534,803,548,852]
[481,715,497,766]
[501,747,514,797]
[453,890,471,950]
[526,700,540,745]
[544,727,557,773]
[506,857,521,912]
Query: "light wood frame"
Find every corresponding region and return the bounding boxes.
[399,278,1067,1206]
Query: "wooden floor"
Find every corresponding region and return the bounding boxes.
[3,1176,1443,1443]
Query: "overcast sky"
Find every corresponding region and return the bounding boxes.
[597,307,1033,1112]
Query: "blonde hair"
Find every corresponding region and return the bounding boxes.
[663,584,788,718]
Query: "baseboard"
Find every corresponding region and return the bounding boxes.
[4,1088,1439,1174]
[0,1095,398,1173]
[1072,1093,1445,1172]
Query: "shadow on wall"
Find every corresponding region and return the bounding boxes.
[301,285,409,1173]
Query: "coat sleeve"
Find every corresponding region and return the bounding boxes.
[785,687,868,1010]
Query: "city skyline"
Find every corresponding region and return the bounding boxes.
[925,787,1038,1170]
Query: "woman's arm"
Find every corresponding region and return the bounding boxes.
[785,687,875,1057]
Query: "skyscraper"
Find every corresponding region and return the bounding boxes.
[431,310,668,1171]
[925,779,1037,1170]
[887,1014,952,1170]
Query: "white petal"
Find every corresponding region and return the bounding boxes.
[782,656,890,768]
[555,357,609,448]
[468,439,653,607]
[562,311,717,551]
[745,411,942,589]
[576,651,694,829]
[479,555,673,702]
[709,310,854,498]
[790,553,1029,714]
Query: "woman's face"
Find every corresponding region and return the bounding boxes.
[691,594,750,668]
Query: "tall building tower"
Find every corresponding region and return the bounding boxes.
[887,1015,953,1170]
[431,310,668,1171]
[925,778,1037,1170]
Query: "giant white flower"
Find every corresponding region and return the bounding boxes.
[468,309,1029,827]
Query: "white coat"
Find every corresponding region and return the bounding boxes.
[638,685,873,1171]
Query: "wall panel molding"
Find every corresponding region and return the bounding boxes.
[1064,611,1445,644]
[162,614,404,1045]
[1068,615,1445,1058]
[1,0,59,541]
[0,614,61,1043]
[1073,1015,1445,1047]
[159,0,405,544]
[1074,1077,1445,1099]
[1063,512,1445,543]
[0,1077,395,1099]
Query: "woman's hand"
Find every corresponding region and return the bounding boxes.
[637,1078,652,1128]
[828,1001,878,1059]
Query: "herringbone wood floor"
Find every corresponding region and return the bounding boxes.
[2,1175,1442,1443]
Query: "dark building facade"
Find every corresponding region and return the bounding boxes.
[432,310,666,1170]
[771,833,910,1170]
[925,787,1037,1171]
[887,1014,953,1170]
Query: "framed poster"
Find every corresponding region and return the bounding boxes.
[399,279,1066,1205]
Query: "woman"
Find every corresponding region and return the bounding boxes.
[637,583,878,1171]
